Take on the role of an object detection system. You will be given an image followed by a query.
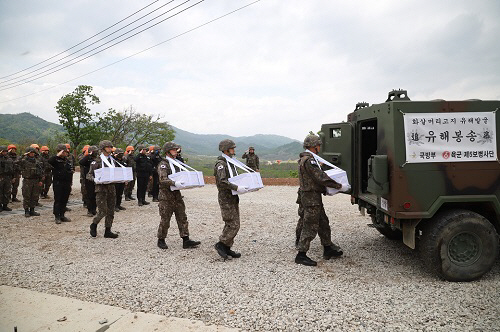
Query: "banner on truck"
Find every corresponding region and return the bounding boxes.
[404,112,497,163]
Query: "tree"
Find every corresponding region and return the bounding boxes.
[94,106,175,147]
[55,85,100,152]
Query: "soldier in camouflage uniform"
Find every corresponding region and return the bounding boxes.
[241,146,260,171]
[40,146,53,198]
[213,139,250,259]
[49,144,74,223]
[295,134,347,266]
[87,140,119,238]
[0,146,15,211]
[78,145,90,207]
[8,145,21,202]
[123,146,136,200]
[156,142,201,250]
[19,147,44,217]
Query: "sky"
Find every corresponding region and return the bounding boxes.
[1,0,499,141]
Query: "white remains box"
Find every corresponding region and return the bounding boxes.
[166,157,205,191]
[94,156,133,184]
[229,172,264,195]
[325,168,349,196]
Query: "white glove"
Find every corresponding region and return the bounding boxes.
[237,186,249,193]
[340,184,351,192]
[174,181,184,187]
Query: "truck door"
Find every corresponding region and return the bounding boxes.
[319,122,354,184]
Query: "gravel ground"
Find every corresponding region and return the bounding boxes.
[1,176,499,331]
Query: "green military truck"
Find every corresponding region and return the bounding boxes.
[319,89,499,281]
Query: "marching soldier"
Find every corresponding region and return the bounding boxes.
[156,142,200,250]
[48,144,74,223]
[242,146,260,171]
[87,140,119,238]
[40,146,53,198]
[213,139,249,259]
[113,148,127,211]
[123,146,136,200]
[0,146,14,211]
[79,145,99,217]
[7,145,21,202]
[295,134,346,266]
[19,147,44,217]
[134,144,153,206]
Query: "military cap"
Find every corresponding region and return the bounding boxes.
[303,134,322,149]
[40,146,49,151]
[88,145,98,153]
[114,148,124,154]
[25,146,37,154]
[99,140,113,150]
[56,144,68,152]
[162,142,179,154]
[0,146,7,152]
[249,146,255,150]
[137,144,147,151]
[30,144,40,150]
[218,139,236,152]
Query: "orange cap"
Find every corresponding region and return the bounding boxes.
[82,145,89,153]
[7,144,16,150]
[65,143,71,150]
[41,146,49,151]
[112,147,116,152]
[30,144,40,149]
[149,145,154,151]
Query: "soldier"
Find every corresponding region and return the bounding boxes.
[7,145,21,202]
[65,143,76,197]
[40,146,53,198]
[295,134,347,266]
[213,139,249,259]
[241,146,260,171]
[0,146,15,212]
[19,147,44,218]
[156,142,201,250]
[87,140,119,238]
[150,145,162,202]
[113,148,127,212]
[123,146,136,201]
[48,144,74,223]
[78,145,90,207]
[79,145,98,217]
[30,144,41,155]
[134,144,153,206]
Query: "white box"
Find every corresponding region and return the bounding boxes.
[325,168,349,195]
[169,171,205,191]
[94,166,133,184]
[230,172,264,195]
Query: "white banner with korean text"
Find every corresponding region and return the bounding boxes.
[404,112,497,163]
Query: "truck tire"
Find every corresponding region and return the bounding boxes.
[419,209,499,281]
[371,215,403,240]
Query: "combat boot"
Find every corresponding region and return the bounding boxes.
[104,227,118,238]
[24,209,31,218]
[30,208,40,216]
[114,207,120,212]
[138,201,143,206]
[87,211,94,217]
[295,252,317,266]
[55,216,61,224]
[12,197,20,202]
[214,242,228,259]
[323,244,343,260]
[157,238,168,249]
[60,215,71,222]
[65,207,72,212]
[90,223,97,237]
[182,236,201,249]
[152,198,159,202]
[142,200,150,205]
[125,196,131,201]
[2,204,12,212]
[117,206,126,210]
[226,246,241,258]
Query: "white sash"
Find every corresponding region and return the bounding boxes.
[164,156,197,173]
[100,153,121,168]
[305,150,342,170]
[222,153,255,178]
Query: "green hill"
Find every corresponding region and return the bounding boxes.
[0,112,65,144]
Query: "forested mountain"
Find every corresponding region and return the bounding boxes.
[0,112,65,145]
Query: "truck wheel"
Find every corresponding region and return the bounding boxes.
[419,209,499,281]
[370,215,403,240]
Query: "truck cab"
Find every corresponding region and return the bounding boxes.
[319,89,500,281]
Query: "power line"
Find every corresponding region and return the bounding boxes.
[0,0,161,80]
[0,0,194,89]
[0,0,261,104]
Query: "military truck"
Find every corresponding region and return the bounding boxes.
[319,89,499,281]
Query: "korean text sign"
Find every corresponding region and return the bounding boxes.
[404,112,497,163]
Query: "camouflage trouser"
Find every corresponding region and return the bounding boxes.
[80,178,87,204]
[0,176,12,205]
[42,173,52,196]
[297,204,334,252]
[124,177,135,197]
[93,189,116,228]
[22,178,41,209]
[218,199,240,247]
[11,175,20,199]
[296,203,304,241]
[157,197,189,239]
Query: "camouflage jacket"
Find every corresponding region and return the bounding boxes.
[157,159,182,200]
[41,153,53,174]
[298,151,341,206]
[214,156,239,204]
[19,156,44,180]
[87,155,116,193]
[123,153,136,171]
[0,154,15,177]
[242,152,259,170]
[8,152,21,176]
